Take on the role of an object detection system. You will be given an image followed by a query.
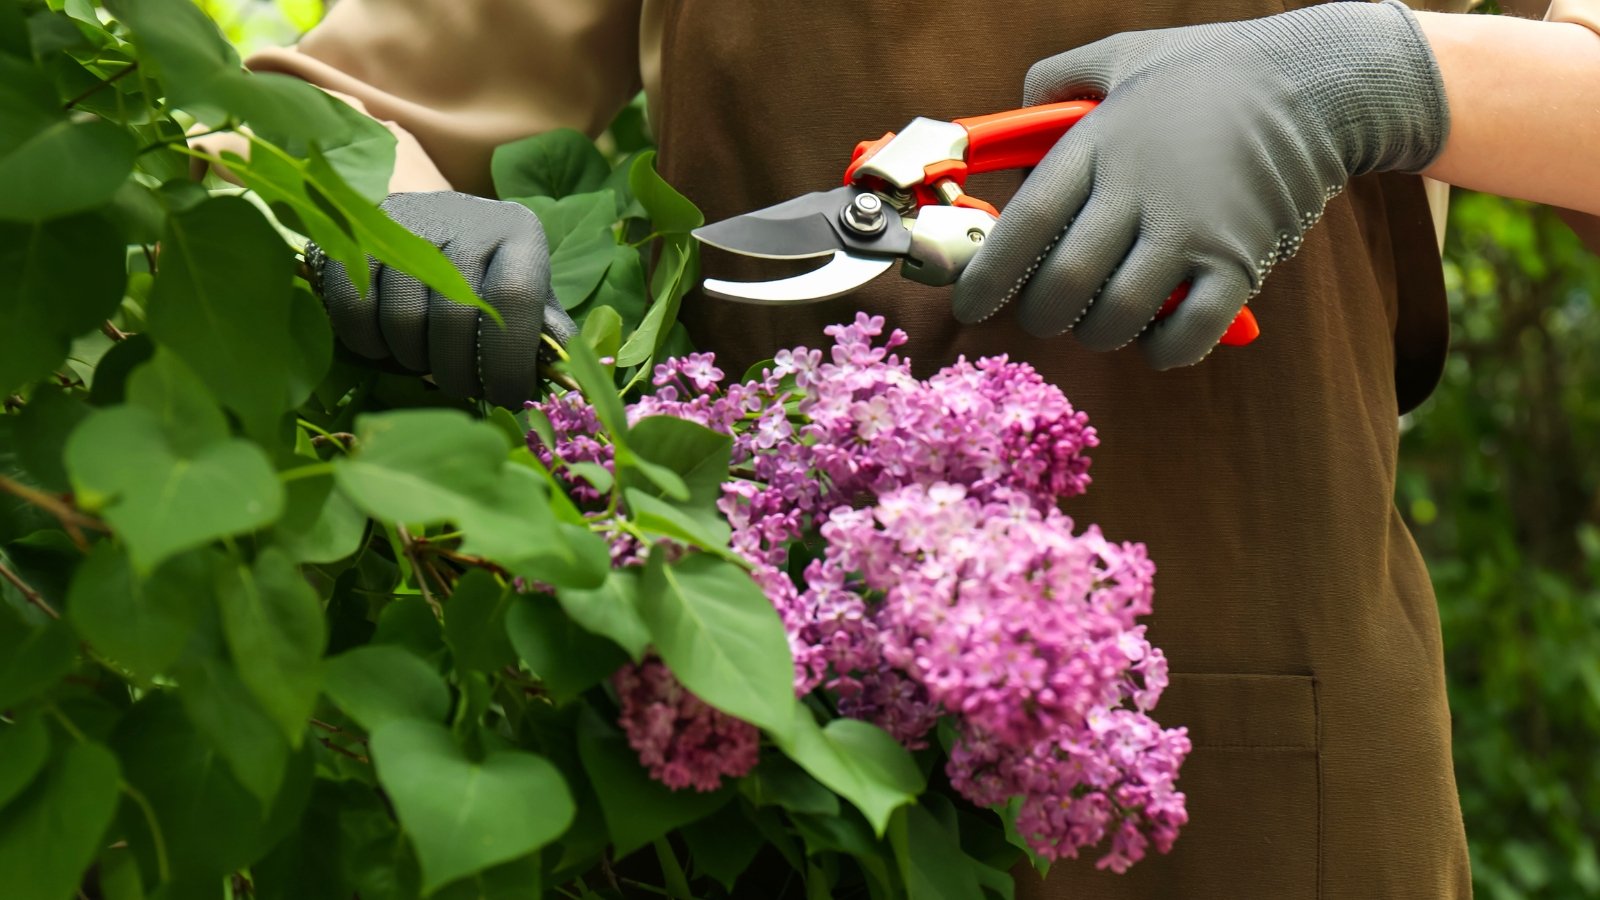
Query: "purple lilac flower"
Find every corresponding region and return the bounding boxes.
[613,657,760,792]
[527,314,1188,868]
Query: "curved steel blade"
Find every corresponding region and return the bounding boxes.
[703,251,894,304]
[692,185,865,260]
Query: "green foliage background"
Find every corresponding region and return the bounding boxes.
[1404,195,1600,899]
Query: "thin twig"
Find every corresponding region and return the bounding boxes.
[101,321,129,342]
[414,538,511,579]
[0,474,108,551]
[396,525,445,616]
[309,432,357,450]
[4,394,23,412]
[63,62,138,110]
[309,717,369,745]
[0,558,58,619]
[541,363,579,393]
[318,736,371,765]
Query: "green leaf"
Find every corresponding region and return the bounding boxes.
[336,410,510,523]
[0,608,75,709]
[431,852,542,900]
[742,756,840,817]
[65,542,213,681]
[555,569,650,662]
[218,548,328,745]
[317,99,400,202]
[579,301,624,365]
[0,740,121,900]
[791,811,880,860]
[505,594,627,704]
[252,779,348,900]
[561,337,628,442]
[680,802,766,893]
[0,116,134,221]
[624,489,731,552]
[550,230,615,311]
[443,570,517,675]
[370,719,574,893]
[574,704,733,859]
[12,385,88,492]
[103,0,238,104]
[274,474,368,565]
[625,416,732,508]
[373,596,447,665]
[776,712,924,837]
[451,466,610,591]
[890,805,984,900]
[0,214,125,391]
[324,644,450,733]
[111,695,271,881]
[492,129,609,200]
[66,404,284,572]
[145,196,331,432]
[177,656,292,805]
[0,716,49,810]
[637,549,797,740]
[589,245,648,324]
[126,350,228,456]
[628,151,703,234]
[614,237,692,368]
[518,191,616,251]
[336,413,604,587]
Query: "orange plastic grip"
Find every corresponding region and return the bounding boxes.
[953,100,1099,176]
[1157,284,1260,347]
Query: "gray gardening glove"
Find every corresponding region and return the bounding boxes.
[952,0,1450,368]
[306,191,577,406]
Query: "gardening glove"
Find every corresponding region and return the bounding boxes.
[952,0,1450,368]
[305,190,577,406]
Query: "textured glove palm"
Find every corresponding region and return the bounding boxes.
[307,191,576,407]
[951,0,1450,368]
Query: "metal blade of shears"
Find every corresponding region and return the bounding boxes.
[693,185,869,260]
[702,251,894,304]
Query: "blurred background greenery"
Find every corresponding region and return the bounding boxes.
[213,1,1600,896]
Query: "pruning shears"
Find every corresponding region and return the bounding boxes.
[691,100,1260,346]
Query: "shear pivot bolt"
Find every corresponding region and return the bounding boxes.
[841,193,887,235]
[967,229,985,243]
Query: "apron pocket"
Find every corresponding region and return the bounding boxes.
[1145,673,1322,900]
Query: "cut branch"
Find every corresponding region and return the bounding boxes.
[396,524,448,615]
[0,557,58,619]
[63,62,138,110]
[0,473,109,551]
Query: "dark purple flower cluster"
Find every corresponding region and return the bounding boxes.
[527,314,1189,867]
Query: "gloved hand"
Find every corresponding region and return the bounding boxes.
[306,191,577,406]
[952,0,1450,368]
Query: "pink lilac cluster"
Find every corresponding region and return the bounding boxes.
[613,657,760,792]
[526,313,1189,867]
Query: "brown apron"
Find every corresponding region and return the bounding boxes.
[654,2,1469,897]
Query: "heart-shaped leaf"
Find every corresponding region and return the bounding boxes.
[637,549,796,740]
[66,405,283,572]
[371,720,574,893]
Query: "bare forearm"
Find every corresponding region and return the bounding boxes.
[1417,10,1600,215]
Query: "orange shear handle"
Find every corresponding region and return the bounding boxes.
[953,101,1260,347]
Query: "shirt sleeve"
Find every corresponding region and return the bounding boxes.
[246,0,644,196]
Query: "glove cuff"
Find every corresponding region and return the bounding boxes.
[1252,0,1452,176]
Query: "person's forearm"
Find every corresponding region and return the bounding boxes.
[1416,10,1600,216]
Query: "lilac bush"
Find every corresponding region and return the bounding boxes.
[530,313,1190,870]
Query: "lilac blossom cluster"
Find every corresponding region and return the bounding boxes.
[527,314,1189,868]
[613,657,760,792]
